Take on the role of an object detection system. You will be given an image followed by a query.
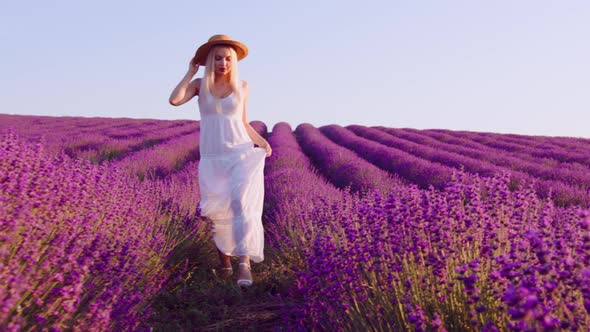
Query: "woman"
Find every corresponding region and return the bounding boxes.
[169,34,272,287]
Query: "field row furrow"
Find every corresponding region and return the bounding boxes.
[262,122,354,248]
[463,129,590,151]
[431,128,590,167]
[294,123,404,197]
[112,131,200,180]
[363,126,590,191]
[401,128,590,173]
[339,125,588,207]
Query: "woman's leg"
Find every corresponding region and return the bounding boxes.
[216,248,233,280]
[217,248,231,268]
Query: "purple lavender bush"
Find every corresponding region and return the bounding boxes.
[263,122,360,250]
[359,126,589,207]
[294,123,404,196]
[430,129,590,169]
[113,131,200,180]
[320,124,462,190]
[285,170,590,331]
[0,129,178,331]
[353,125,590,191]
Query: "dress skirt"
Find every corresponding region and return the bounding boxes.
[198,143,267,263]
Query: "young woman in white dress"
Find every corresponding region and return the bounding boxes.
[169,34,272,287]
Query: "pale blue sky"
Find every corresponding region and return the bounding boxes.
[2,1,589,138]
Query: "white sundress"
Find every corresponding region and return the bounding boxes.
[197,82,267,263]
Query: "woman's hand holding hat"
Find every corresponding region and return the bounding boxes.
[188,56,200,75]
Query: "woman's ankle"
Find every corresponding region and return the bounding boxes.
[238,256,250,266]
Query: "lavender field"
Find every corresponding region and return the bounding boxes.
[1,113,590,331]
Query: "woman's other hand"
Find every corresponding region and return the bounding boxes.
[261,142,272,157]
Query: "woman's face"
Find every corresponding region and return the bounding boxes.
[213,47,233,76]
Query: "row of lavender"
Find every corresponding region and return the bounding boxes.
[0,129,213,330]
[66,121,199,164]
[0,114,198,163]
[430,128,590,166]
[320,124,590,207]
[377,127,590,178]
[263,122,590,331]
[373,127,590,186]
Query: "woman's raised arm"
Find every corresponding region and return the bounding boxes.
[169,57,201,106]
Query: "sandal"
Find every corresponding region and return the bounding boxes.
[237,262,253,287]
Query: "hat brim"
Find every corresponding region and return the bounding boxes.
[194,40,248,66]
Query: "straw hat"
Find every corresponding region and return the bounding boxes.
[193,34,248,66]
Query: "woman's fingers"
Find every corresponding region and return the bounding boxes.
[189,57,200,72]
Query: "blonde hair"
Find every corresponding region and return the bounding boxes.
[201,45,242,111]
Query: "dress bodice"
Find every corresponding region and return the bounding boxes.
[198,82,253,157]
